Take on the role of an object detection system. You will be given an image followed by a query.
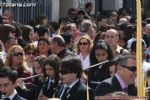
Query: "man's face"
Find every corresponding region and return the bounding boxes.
[59,69,76,85]
[119,58,137,85]
[0,77,15,97]
[104,30,118,47]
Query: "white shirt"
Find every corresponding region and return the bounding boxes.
[76,53,90,69]
[9,89,17,100]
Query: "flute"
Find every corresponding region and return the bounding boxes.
[22,74,43,81]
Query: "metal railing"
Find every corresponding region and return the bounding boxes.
[2,0,52,24]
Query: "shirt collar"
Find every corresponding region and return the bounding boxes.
[9,89,17,100]
[115,74,127,89]
[65,79,79,89]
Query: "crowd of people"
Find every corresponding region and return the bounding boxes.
[0,1,150,100]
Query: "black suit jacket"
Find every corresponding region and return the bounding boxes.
[12,94,26,100]
[42,79,58,98]
[94,75,137,96]
[55,80,95,100]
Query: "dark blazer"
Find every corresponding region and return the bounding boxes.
[57,49,73,59]
[42,79,58,98]
[55,80,95,100]
[12,94,26,100]
[94,75,137,96]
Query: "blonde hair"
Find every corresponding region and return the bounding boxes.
[75,35,93,55]
[5,45,29,72]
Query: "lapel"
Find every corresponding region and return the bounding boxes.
[65,80,81,99]
[12,94,21,100]
[111,75,123,91]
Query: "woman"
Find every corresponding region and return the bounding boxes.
[38,54,60,99]
[76,35,93,70]
[21,25,35,44]
[88,40,114,89]
[24,43,37,75]
[37,38,51,57]
[5,45,31,79]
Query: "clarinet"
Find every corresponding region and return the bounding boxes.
[37,77,49,100]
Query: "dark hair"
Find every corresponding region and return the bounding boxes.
[61,31,72,45]
[0,66,18,84]
[77,10,85,15]
[130,40,145,52]
[67,8,77,15]
[21,25,33,42]
[52,35,65,47]
[0,24,15,43]
[38,26,49,38]
[43,54,61,81]
[60,56,83,78]
[90,39,113,65]
[49,22,59,31]
[85,2,93,9]
[34,55,46,69]
[36,14,47,25]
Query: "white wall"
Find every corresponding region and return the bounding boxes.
[51,0,60,22]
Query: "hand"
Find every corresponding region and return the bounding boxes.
[16,78,26,89]
[38,95,49,100]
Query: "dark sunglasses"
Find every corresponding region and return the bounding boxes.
[13,52,23,56]
[120,65,136,72]
[71,13,76,15]
[59,70,70,74]
[27,52,36,55]
[79,42,88,45]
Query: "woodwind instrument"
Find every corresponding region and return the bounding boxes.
[22,74,43,81]
[37,77,49,100]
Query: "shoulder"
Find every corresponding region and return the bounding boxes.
[94,77,116,96]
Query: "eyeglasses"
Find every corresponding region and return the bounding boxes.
[12,52,23,56]
[27,52,36,55]
[120,65,136,72]
[79,42,88,46]
[59,70,71,75]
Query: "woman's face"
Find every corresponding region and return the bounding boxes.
[33,61,42,75]
[25,50,36,63]
[12,48,24,64]
[79,38,89,53]
[95,49,108,62]
[38,40,49,54]
[29,30,35,42]
[45,64,55,79]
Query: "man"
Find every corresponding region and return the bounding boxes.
[80,19,96,40]
[104,29,129,57]
[50,35,73,59]
[95,54,137,96]
[0,24,18,62]
[84,2,94,19]
[55,57,94,100]
[0,66,26,100]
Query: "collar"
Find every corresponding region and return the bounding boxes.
[9,89,17,100]
[116,45,123,53]
[115,74,127,89]
[65,79,79,89]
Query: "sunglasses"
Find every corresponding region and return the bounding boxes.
[27,52,36,55]
[71,13,76,15]
[120,65,136,72]
[79,42,88,46]
[59,70,71,74]
[13,52,23,56]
